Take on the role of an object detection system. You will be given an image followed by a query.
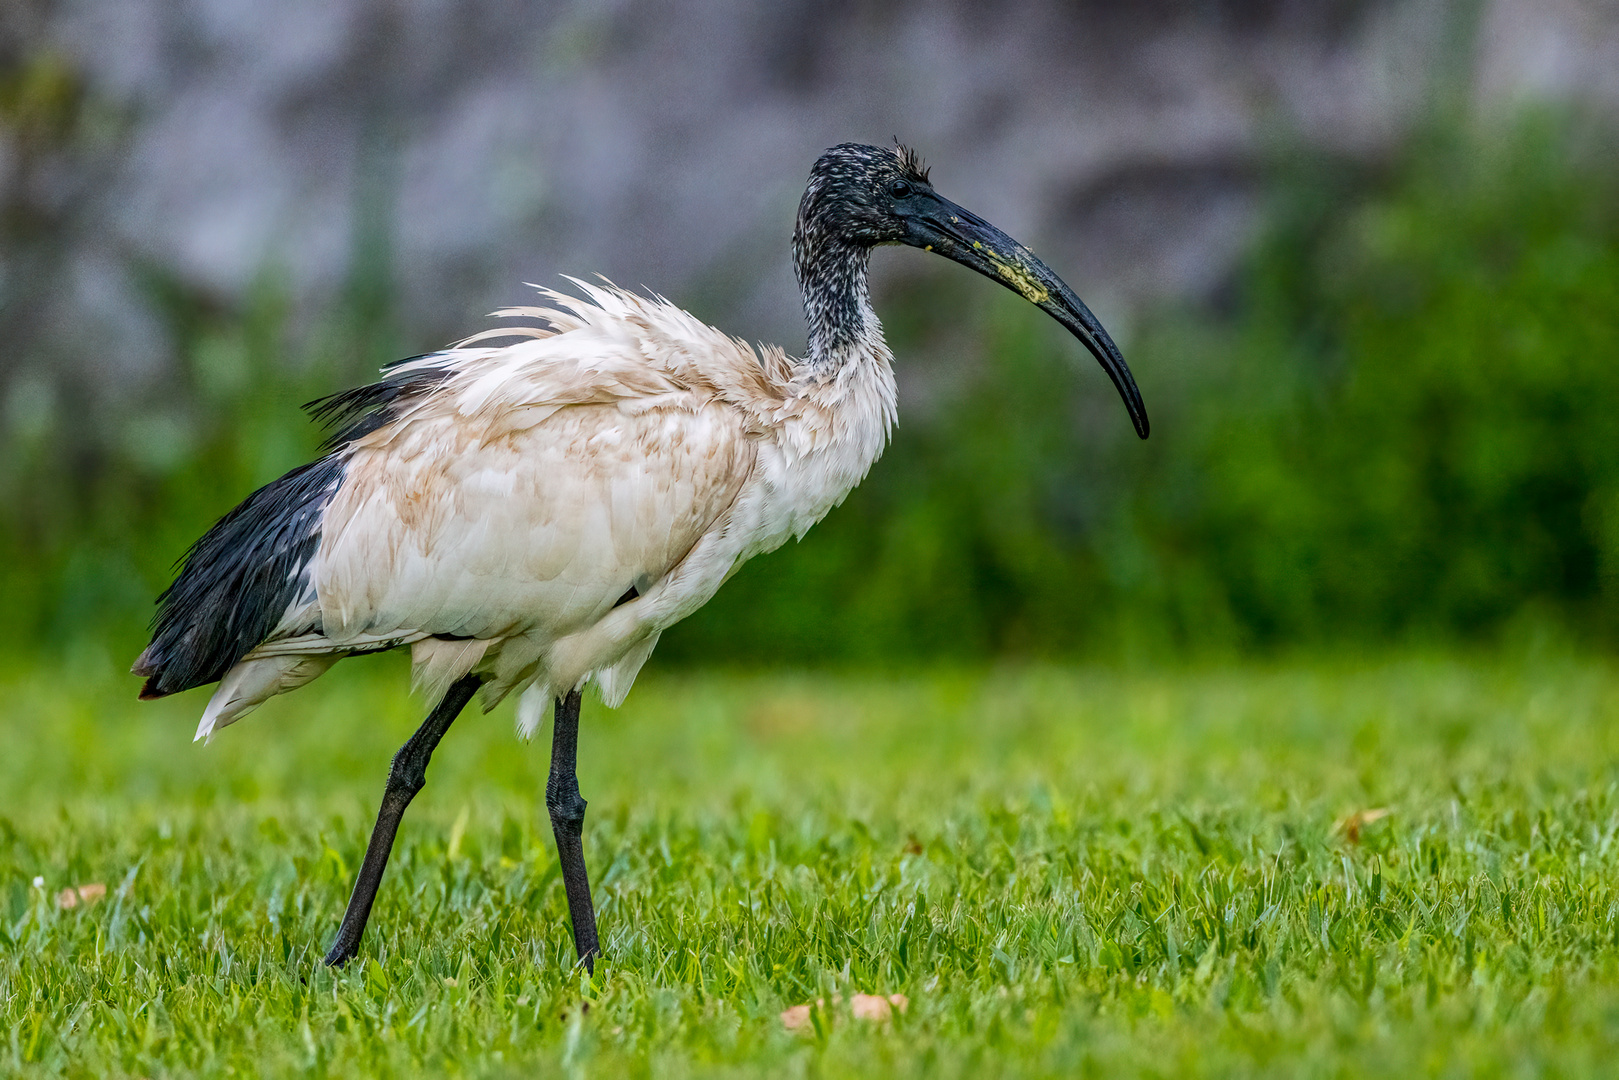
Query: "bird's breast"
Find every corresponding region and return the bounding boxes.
[738,394,893,558]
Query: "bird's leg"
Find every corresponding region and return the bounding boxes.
[323,674,483,967]
[547,688,600,972]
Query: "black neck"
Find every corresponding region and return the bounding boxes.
[792,231,874,366]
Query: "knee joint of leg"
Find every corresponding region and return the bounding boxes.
[547,785,588,834]
[388,752,428,796]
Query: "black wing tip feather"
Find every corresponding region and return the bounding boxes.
[136,357,453,700]
[305,359,451,451]
[135,455,344,699]
[132,647,167,700]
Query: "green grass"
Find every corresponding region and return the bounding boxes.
[5,650,1619,1076]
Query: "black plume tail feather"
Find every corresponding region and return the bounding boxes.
[304,358,451,451]
[136,356,454,699]
[135,455,344,698]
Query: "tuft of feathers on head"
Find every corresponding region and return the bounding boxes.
[892,139,930,184]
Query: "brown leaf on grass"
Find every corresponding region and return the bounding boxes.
[781,993,909,1031]
[779,1003,813,1031]
[1336,807,1392,844]
[851,993,907,1021]
[57,883,107,909]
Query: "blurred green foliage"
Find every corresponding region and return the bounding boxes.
[671,114,1619,662]
[1163,118,1619,650]
[1,115,1614,663]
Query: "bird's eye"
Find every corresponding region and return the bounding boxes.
[888,180,913,199]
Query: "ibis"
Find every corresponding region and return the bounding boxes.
[134,143,1149,972]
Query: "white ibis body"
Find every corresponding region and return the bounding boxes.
[134,143,1149,970]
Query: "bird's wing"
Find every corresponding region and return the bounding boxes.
[309,329,758,652]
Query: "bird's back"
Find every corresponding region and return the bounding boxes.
[136,283,795,737]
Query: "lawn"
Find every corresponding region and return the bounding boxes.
[4,648,1619,1077]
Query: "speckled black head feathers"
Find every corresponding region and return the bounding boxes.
[794,142,932,254]
[793,143,934,362]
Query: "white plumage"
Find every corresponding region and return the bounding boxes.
[194,278,897,740]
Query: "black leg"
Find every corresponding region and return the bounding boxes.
[324,674,483,967]
[547,688,600,971]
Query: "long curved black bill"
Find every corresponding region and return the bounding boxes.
[900,194,1149,439]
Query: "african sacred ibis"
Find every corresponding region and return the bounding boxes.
[134,143,1149,972]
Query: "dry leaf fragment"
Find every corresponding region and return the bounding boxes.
[1336,807,1392,844]
[781,993,909,1031]
[780,1003,813,1031]
[57,883,107,909]
[851,993,907,1021]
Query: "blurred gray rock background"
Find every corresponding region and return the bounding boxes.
[3,0,1618,421]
